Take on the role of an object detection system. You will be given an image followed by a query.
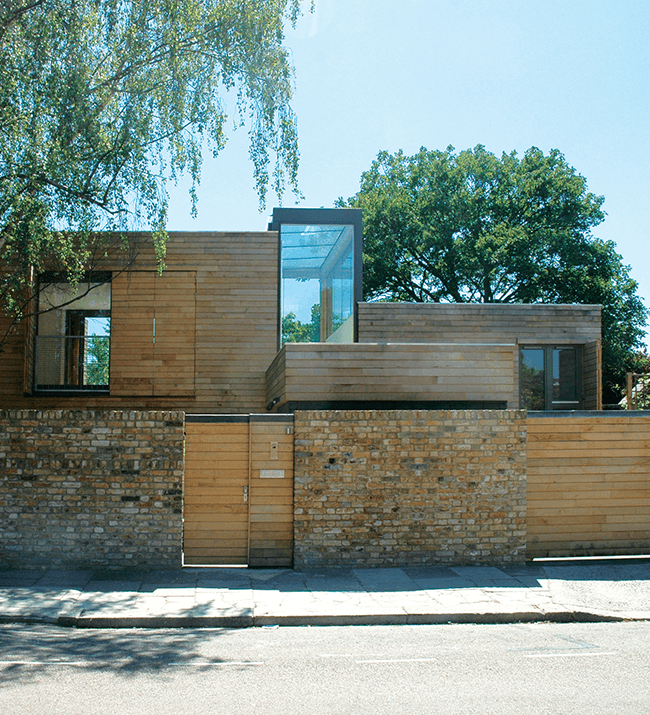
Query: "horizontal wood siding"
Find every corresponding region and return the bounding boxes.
[111,271,155,396]
[153,271,196,397]
[1,232,278,412]
[0,267,26,398]
[359,303,602,344]
[23,309,36,395]
[583,340,602,410]
[184,422,250,565]
[527,415,650,557]
[266,343,516,409]
[249,419,294,567]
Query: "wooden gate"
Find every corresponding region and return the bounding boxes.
[184,414,294,567]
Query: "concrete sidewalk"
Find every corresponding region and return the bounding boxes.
[1,559,649,628]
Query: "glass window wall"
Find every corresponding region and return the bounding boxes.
[280,223,355,345]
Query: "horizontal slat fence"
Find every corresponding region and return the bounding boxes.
[527,414,650,557]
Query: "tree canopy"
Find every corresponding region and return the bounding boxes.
[339,145,648,403]
[0,0,308,343]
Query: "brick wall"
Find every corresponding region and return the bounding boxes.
[293,410,527,567]
[0,410,184,569]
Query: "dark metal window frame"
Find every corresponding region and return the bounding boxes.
[268,207,363,351]
[520,344,583,410]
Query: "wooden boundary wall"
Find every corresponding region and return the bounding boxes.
[527,412,650,557]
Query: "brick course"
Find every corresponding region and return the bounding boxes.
[293,410,527,567]
[0,409,184,569]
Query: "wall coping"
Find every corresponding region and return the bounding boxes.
[528,410,650,418]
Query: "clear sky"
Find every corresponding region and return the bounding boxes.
[166,0,650,344]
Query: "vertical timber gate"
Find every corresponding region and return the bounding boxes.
[184,414,294,567]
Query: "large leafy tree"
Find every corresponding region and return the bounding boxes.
[0,0,308,349]
[339,145,648,404]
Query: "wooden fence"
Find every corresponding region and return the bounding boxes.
[527,413,650,557]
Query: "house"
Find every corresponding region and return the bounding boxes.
[7,208,647,573]
[0,208,602,412]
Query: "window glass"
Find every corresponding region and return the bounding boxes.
[520,345,581,410]
[36,280,111,390]
[553,347,578,405]
[520,348,546,410]
[280,224,354,344]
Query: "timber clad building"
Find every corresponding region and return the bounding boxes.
[1,208,602,413]
[3,207,632,572]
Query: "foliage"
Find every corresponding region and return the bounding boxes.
[0,0,309,348]
[85,336,110,385]
[339,145,648,403]
[520,362,545,411]
[623,352,650,409]
[282,304,320,343]
[282,311,311,343]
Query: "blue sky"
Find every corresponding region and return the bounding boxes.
[166,0,650,343]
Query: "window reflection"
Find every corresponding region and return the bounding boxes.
[36,280,111,390]
[280,224,354,344]
[520,348,545,410]
[553,347,578,404]
[520,346,581,410]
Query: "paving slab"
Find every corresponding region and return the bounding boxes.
[1,559,649,628]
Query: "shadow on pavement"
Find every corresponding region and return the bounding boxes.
[0,623,236,687]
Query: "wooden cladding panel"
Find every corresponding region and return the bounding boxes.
[358,303,602,344]
[527,416,650,557]
[266,343,516,409]
[182,232,277,413]
[583,340,602,410]
[0,308,26,400]
[153,271,196,397]
[111,272,155,396]
[110,271,195,397]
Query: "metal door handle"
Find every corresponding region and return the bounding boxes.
[243,486,248,503]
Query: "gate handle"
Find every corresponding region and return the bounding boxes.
[243,485,248,503]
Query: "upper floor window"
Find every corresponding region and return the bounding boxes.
[35,274,111,392]
[269,208,363,347]
[520,345,582,410]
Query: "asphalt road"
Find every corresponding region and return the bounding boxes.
[0,622,648,714]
